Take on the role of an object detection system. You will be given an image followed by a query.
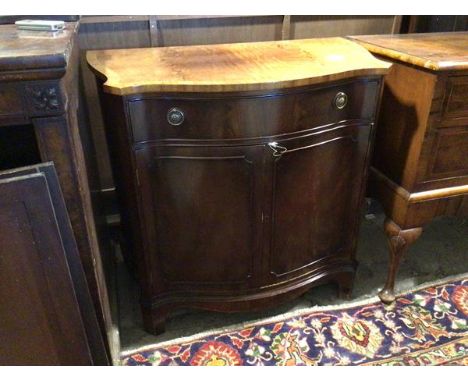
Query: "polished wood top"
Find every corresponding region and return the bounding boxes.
[0,22,77,73]
[349,32,468,71]
[86,37,390,95]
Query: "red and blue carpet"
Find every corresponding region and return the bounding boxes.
[121,275,468,366]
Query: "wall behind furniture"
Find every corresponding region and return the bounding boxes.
[78,15,401,194]
[402,15,468,33]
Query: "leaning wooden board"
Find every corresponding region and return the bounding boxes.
[0,163,107,365]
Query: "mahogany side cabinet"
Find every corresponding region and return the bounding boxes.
[350,32,468,303]
[88,38,390,334]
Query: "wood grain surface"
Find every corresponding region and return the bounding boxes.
[87,37,390,94]
[0,23,76,72]
[349,32,468,71]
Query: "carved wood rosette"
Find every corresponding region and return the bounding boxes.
[24,82,63,116]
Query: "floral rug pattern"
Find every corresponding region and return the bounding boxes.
[121,278,468,366]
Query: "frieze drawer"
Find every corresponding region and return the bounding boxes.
[128,79,380,143]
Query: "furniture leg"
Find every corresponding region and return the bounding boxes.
[141,305,169,336]
[379,218,423,304]
[335,271,355,299]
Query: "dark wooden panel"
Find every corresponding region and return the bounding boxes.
[442,75,468,122]
[291,15,396,39]
[405,16,468,33]
[268,124,371,279]
[33,116,96,289]
[157,16,283,46]
[79,20,152,190]
[128,80,379,143]
[0,164,98,365]
[79,20,151,50]
[96,90,145,281]
[371,61,437,191]
[0,15,79,24]
[429,126,468,177]
[32,101,114,355]
[0,83,24,118]
[79,55,115,190]
[135,144,264,290]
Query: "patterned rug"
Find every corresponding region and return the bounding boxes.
[121,276,468,366]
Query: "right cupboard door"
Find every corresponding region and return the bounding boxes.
[266,123,372,282]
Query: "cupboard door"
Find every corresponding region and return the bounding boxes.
[266,124,372,280]
[0,163,106,365]
[135,144,264,292]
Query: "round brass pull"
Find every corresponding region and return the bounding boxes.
[167,107,184,126]
[334,92,348,110]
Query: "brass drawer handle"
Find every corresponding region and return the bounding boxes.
[334,92,348,110]
[167,107,185,126]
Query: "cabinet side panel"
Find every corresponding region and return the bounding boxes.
[372,61,436,191]
[97,89,149,293]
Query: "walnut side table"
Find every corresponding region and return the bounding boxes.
[350,32,468,303]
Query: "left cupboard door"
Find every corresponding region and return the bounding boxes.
[0,163,109,365]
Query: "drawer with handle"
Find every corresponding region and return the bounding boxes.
[127,78,380,143]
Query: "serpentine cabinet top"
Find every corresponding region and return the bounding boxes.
[86,37,391,95]
[349,32,468,71]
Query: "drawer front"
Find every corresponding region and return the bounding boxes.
[418,125,468,187]
[443,76,468,116]
[440,75,468,127]
[128,79,380,143]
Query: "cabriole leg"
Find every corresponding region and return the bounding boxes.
[379,218,423,304]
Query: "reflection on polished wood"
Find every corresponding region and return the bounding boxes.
[87,37,390,95]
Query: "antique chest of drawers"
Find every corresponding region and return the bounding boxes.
[88,38,390,334]
[350,32,468,303]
